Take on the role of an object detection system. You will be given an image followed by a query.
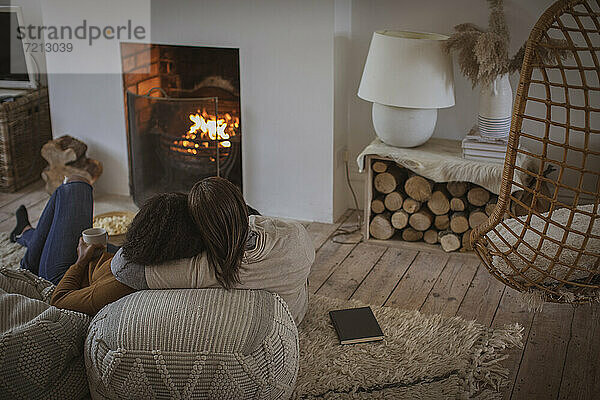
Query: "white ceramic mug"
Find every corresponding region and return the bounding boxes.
[82,228,108,246]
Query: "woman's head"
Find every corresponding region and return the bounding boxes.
[188,177,248,289]
[122,192,204,265]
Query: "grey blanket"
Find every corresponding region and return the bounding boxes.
[0,268,90,400]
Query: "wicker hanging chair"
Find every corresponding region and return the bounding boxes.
[471,0,600,304]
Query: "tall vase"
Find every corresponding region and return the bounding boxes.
[478,73,512,139]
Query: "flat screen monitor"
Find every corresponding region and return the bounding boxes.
[0,6,36,89]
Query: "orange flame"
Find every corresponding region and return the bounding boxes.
[172,109,238,155]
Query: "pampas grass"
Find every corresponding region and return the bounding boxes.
[445,0,570,87]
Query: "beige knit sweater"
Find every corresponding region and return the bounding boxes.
[144,216,315,324]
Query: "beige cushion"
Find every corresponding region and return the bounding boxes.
[85,289,299,399]
[0,268,91,399]
[488,204,599,286]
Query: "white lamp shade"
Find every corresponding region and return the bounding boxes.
[358,30,455,109]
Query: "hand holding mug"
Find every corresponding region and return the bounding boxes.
[75,237,104,266]
[77,228,108,266]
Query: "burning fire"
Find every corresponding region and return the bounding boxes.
[172,109,239,155]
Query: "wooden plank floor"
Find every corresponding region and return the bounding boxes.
[0,182,138,233]
[2,183,598,398]
[306,211,599,399]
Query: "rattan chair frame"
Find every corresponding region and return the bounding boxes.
[472,0,600,303]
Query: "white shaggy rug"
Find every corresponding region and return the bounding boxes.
[294,295,522,399]
[1,233,522,399]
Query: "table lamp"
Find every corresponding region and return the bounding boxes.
[358,30,455,147]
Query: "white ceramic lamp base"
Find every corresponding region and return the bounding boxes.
[372,103,437,148]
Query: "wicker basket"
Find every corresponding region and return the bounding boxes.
[0,87,52,192]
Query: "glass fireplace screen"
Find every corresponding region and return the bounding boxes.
[126,91,242,205]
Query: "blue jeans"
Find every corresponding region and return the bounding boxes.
[17,181,94,285]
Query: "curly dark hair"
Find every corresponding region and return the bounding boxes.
[121,192,205,265]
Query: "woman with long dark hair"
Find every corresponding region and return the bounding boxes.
[186,175,249,289]
[113,177,315,324]
[11,176,204,315]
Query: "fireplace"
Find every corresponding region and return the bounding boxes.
[121,43,242,205]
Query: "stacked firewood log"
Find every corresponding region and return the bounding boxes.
[368,160,498,252]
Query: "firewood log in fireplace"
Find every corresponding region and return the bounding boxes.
[41,135,103,194]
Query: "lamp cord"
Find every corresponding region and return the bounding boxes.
[331,158,364,244]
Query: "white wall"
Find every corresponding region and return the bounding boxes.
[42,0,150,219]
[44,0,337,222]
[150,0,336,222]
[333,0,352,220]
[41,0,578,220]
[346,0,556,207]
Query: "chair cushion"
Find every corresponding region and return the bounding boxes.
[488,204,599,287]
[85,288,299,400]
[0,268,91,400]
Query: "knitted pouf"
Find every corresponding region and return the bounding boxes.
[85,288,299,399]
[0,268,91,400]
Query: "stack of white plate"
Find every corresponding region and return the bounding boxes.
[478,115,511,139]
